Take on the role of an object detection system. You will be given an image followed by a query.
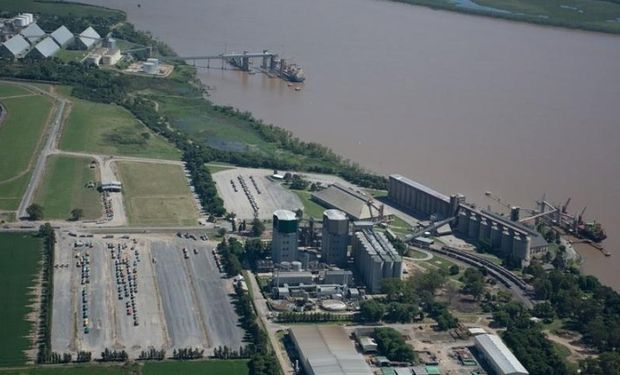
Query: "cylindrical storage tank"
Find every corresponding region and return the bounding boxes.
[468,215,479,239]
[501,230,513,255]
[23,13,33,24]
[280,261,291,270]
[14,16,27,27]
[291,261,302,272]
[478,219,490,242]
[105,37,117,49]
[490,225,502,249]
[512,235,531,265]
[458,210,469,235]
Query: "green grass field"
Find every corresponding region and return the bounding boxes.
[0,233,42,367]
[394,0,620,34]
[143,360,249,375]
[292,190,327,219]
[54,50,86,64]
[0,0,122,18]
[59,99,180,160]
[205,163,235,174]
[0,84,31,98]
[0,360,249,375]
[0,90,53,210]
[117,162,199,226]
[33,156,102,221]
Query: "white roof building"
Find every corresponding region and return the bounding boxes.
[290,325,373,375]
[474,334,529,375]
[50,25,74,47]
[0,34,30,57]
[29,37,60,58]
[76,26,100,49]
[20,23,45,44]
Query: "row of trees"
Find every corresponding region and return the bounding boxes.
[277,312,354,323]
[100,348,128,362]
[137,348,166,361]
[172,347,204,360]
[217,237,244,277]
[212,345,251,359]
[36,224,55,364]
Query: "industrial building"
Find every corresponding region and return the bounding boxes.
[272,271,313,287]
[289,325,373,375]
[271,209,299,263]
[388,173,547,266]
[28,37,60,59]
[0,34,29,58]
[20,23,45,44]
[388,174,462,219]
[76,26,100,49]
[474,334,529,375]
[323,270,353,286]
[101,48,121,65]
[50,25,74,47]
[312,183,390,221]
[143,58,160,74]
[455,205,548,267]
[352,229,402,293]
[101,181,122,192]
[321,209,349,266]
[13,13,34,27]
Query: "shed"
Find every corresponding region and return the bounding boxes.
[28,37,60,58]
[358,336,378,353]
[0,34,30,58]
[50,25,74,47]
[20,23,45,44]
[475,334,528,375]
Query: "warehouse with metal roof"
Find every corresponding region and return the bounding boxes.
[76,26,100,49]
[289,325,373,375]
[0,34,30,58]
[20,23,45,44]
[474,334,529,375]
[312,184,390,221]
[29,37,60,59]
[50,25,74,47]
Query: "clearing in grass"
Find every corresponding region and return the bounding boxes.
[292,190,328,219]
[33,155,102,221]
[0,233,42,367]
[117,162,199,226]
[59,98,181,160]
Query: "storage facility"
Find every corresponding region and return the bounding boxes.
[271,209,299,263]
[101,48,121,65]
[20,23,45,44]
[388,174,462,219]
[474,334,529,375]
[13,13,33,27]
[76,26,100,49]
[352,229,402,293]
[289,325,373,375]
[0,34,30,58]
[28,37,60,59]
[321,209,349,266]
[50,25,74,47]
[312,183,390,221]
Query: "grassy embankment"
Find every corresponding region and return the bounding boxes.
[0,233,42,367]
[59,99,181,160]
[393,0,620,34]
[33,155,102,220]
[0,0,120,17]
[0,84,53,211]
[116,162,199,226]
[0,360,249,375]
[291,190,328,219]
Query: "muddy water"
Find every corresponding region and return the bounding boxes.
[79,0,620,288]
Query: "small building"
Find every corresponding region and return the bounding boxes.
[272,271,313,287]
[76,26,100,49]
[28,37,60,59]
[85,52,102,65]
[20,23,45,44]
[101,48,121,65]
[468,327,486,336]
[0,34,30,58]
[50,25,74,47]
[413,236,434,248]
[101,181,122,192]
[475,334,528,375]
[323,270,353,286]
[13,15,30,28]
[357,336,378,353]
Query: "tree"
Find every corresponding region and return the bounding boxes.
[295,208,303,219]
[251,218,265,237]
[461,268,485,300]
[449,264,460,275]
[412,269,447,295]
[217,227,227,237]
[70,208,83,221]
[532,302,555,322]
[359,300,385,322]
[27,204,44,220]
[374,327,416,363]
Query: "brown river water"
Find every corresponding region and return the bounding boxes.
[79,0,620,288]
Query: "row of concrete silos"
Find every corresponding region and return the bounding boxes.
[456,209,531,263]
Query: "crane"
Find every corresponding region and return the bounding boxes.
[484,191,511,210]
[561,197,571,214]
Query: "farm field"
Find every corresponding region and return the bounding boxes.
[0,366,130,375]
[117,162,199,226]
[0,233,42,367]
[33,155,102,220]
[0,88,53,210]
[0,84,31,98]
[59,99,180,160]
[143,360,249,375]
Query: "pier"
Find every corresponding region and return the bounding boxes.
[178,50,278,72]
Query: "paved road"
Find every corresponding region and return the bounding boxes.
[16,90,67,219]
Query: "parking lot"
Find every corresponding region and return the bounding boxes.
[212,168,303,220]
[51,231,243,358]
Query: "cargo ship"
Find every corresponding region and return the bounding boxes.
[577,221,607,242]
[279,62,305,83]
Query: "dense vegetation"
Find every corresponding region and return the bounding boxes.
[37,224,55,364]
[374,327,416,363]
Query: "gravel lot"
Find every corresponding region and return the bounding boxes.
[52,233,243,358]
